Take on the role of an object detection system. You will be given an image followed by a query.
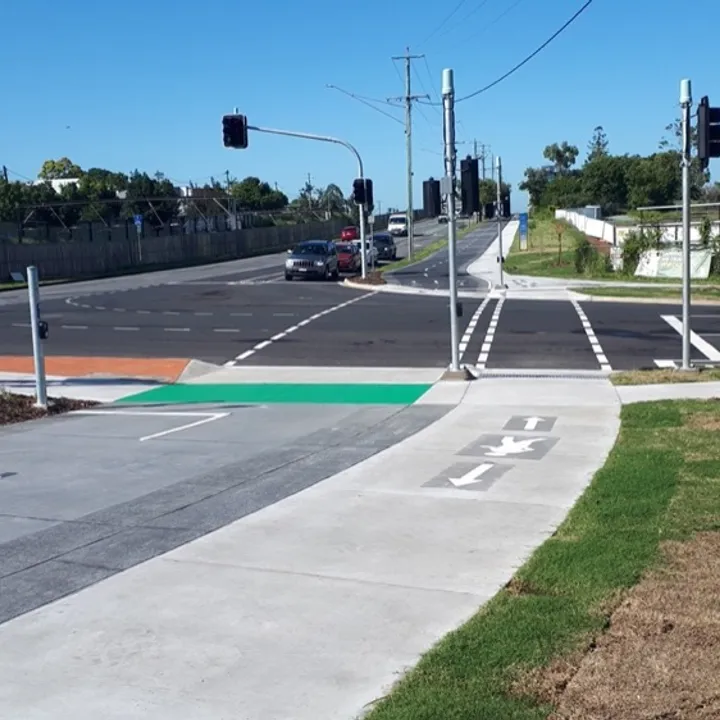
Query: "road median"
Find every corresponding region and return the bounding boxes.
[364,399,720,720]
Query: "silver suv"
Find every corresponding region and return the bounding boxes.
[285,240,340,281]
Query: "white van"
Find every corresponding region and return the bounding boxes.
[387,213,408,237]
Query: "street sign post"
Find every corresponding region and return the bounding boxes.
[519,212,528,250]
[134,215,143,263]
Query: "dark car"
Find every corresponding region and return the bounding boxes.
[285,240,339,281]
[336,242,361,274]
[372,232,397,261]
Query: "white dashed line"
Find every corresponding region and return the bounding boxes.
[225,291,376,365]
[61,325,88,330]
[164,327,190,332]
[458,296,492,361]
[11,322,30,328]
[213,328,240,333]
[477,296,505,369]
[113,326,139,331]
[163,311,180,316]
[572,300,612,370]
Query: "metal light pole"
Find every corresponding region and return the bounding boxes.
[247,124,368,279]
[27,266,47,408]
[496,155,505,288]
[680,79,692,370]
[442,68,460,372]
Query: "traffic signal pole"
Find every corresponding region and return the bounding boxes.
[680,79,692,371]
[246,124,369,279]
[442,69,461,373]
[496,156,505,288]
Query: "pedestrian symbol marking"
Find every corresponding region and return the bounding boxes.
[503,415,557,432]
[424,461,512,492]
[459,434,558,461]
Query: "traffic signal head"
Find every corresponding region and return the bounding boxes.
[698,96,720,170]
[222,114,248,149]
[364,179,374,213]
[352,178,366,205]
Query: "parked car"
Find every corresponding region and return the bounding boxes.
[387,213,408,237]
[340,225,359,241]
[285,240,339,281]
[372,232,397,261]
[437,214,448,224]
[352,239,378,267]
[336,242,361,273]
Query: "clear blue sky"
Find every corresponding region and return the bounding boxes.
[2,0,718,212]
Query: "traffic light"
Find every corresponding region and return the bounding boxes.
[352,178,368,205]
[423,178,441,216]
[364,179,374,214]
[460,156,479,215]
[698,96,720,170]
[222,114,248,149]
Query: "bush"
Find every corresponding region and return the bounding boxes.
[621,229,652,275]
[574,237,612,275]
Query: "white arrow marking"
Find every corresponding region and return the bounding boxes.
[523,416,544,430]
[449,463,494,487]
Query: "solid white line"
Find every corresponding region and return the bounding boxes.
[70,409,230,442]
[661,314,720,361]
[571,300,612,370]
[476,298,505,369]
[229,291,376,364]
[458,296,491,361]
[235,350,255,361]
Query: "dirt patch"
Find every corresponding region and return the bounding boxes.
[521,532,720,719]
[347,271,387,286]
[686,412,720,432]
[0,391,98,427]
[587,236,611,256]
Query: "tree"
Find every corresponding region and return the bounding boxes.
[478,179,511,207]
[625,152,681,209]
[519,167,551,208]
[542,141,579,174]
[581,154,629,214]
[38,157,84,180]
[230,176,287,211]
[586,126,609,163]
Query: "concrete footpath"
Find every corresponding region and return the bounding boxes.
[0,374,621,720]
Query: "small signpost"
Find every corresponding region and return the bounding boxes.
[134,214,144,263]
[519,212,528,251]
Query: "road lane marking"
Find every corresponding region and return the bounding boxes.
[661,314,720,361]
[458,296,492,361]
[225,291,377,366]
[164,327,190,332]
[71,409,230,442]
[571,300,612,371]
[113,326,139,331]
[61,325,88,330]
[476,297,505,369]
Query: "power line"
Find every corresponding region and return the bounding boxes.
[461,0,528,43]
[430,0,492,44]
[420,0,595,105]
[325,84,405,125]
[420,0,470,47]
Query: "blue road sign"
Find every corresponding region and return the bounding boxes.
[519,212,528,250]
[133,214,143,227]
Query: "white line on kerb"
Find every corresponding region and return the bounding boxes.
[661,314,720,361]
[458,295,492,361]
[225,291,377,366]
[571,300,612,370]
[476,297,505,369]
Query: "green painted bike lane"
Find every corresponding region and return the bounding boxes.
[115,383,432,405]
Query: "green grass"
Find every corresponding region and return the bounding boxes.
[380,222,478,273]
[611,368,720,385]
[577,285,720,301]
[0,278,70,291]
[364,399,720,720]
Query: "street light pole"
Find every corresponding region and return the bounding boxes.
[442,68,460,372]
[496,156,505,288]
[247,124,368,279]
[680,79,692,370]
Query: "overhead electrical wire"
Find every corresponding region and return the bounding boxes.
[325,84,405,125]
[420,0,470,47]
[419,0,594,105]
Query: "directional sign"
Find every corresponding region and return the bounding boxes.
[133,214,143,228]
[503,415,557,432]
[459,434,558,461]
[519,212,528,250]
[424,461,512,492]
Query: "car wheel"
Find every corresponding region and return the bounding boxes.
[332,265,339,280]
[285,273,292,281]
[324,265,331,281]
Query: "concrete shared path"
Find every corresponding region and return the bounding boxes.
[0,371,623,719]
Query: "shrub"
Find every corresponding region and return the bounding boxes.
[621,229,652,275]
[574,237,612,275]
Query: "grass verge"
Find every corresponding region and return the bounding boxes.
[364,399,720,720]
[577,285,720,301]
[380,222,478,274]
[611,367,720,385]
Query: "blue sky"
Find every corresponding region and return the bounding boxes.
[2,0,719,212]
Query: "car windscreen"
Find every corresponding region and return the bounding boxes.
[389,216,406,223]
[373,235,391,244]
[336,244,353,253]
[293,243,326,255]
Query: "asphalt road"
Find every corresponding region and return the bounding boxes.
[2,221,719,371]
